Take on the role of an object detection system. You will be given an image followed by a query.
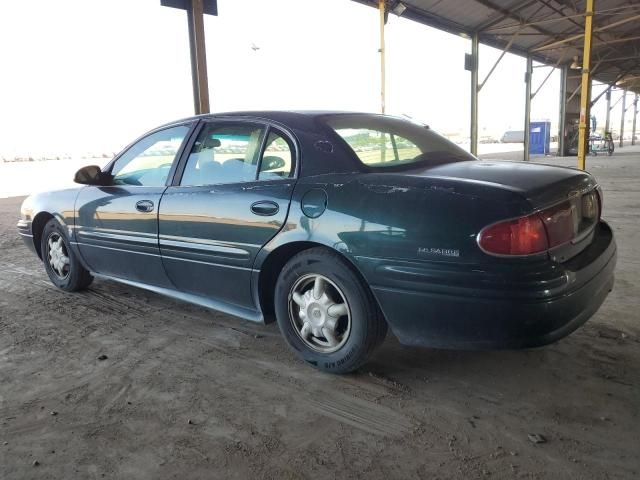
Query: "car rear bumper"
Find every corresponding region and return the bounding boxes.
[364,221,616,349]
[17,219,38,255]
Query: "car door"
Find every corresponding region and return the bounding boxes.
[75,123,193,287]
[158,120,297,309]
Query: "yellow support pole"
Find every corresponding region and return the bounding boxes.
[577,0,595,170]
[379,0,386,114]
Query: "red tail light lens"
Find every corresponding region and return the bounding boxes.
[478,214,549,255]
[479,189,601,256]
[539,201,574,247]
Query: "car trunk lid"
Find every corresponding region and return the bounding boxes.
[406,160,600,261]
[408,160,597,209]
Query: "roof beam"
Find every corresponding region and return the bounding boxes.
[533,13,640,52]
[471,0,560,39]
[485,11,584,32]
[487,4,640,33]
[351,0,472,37]
[533,0,625,65]
[590,63,640,106]
[478,30,521,91]
[567,53,620,104]
[535,0,583,30]
[593,35,640,49]
[531,65,554,99]
[474,0,537,31]
[593,54,640,64]
[348,0,640,93]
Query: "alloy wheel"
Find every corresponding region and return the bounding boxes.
[47,233,70,280]
[288,274,351,353]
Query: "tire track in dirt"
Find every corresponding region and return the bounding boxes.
[307,393,414,436]
[1,263,419,441]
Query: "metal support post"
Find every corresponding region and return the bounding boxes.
[524,56,533,161]
[470,33,479,156]
[633,94,638,146]
[619,90,626,148]
[379,0,386,114]
[577,0,594,170]
[604,87,611,132]
[558,65,567,156]
[187,0,210,114]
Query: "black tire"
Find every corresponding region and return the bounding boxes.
[274,247,387,374]
[41,218,93,291]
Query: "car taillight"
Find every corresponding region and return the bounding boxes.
[478,214,549,255]
[596,187,603,220]
[539,200,575,247]
[479,189,603,256]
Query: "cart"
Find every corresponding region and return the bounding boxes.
[589,131,614,156]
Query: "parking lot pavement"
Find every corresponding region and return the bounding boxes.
[1,150,639,479]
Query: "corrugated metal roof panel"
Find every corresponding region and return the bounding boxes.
[352,0,640,92]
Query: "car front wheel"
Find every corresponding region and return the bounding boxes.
[41,218,93,291]
[274,247,387,374]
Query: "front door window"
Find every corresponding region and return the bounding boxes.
[111,125,190,187]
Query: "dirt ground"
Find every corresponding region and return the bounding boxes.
[1,151,639,479]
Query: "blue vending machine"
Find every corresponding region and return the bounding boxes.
[529,121,551,155]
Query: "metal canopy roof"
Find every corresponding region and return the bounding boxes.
[353,0,640,93]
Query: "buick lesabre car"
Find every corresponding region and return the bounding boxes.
[17,111,616,373]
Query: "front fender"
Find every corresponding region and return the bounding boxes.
[19,187,83,258]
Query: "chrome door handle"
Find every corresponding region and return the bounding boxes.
[250,200,279,216]
[135,200,154,213]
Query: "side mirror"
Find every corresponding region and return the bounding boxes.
[262,156,286,171]
[74,165,108,185]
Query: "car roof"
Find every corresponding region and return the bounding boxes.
[162,110,382,129]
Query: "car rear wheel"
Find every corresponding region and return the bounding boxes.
[41,218,93,291]
[274,247,387,374]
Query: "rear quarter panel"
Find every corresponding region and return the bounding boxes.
[260,172,534,269]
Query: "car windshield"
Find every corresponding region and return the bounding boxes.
[324,114,475,170]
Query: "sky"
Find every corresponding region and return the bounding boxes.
[0,0,633,157]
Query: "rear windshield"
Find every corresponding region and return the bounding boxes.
[324,114,475,170]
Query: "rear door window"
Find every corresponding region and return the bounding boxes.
[258,131,294,180]
[180,123,266,186]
